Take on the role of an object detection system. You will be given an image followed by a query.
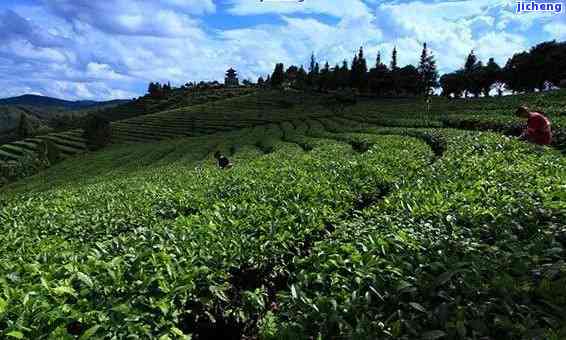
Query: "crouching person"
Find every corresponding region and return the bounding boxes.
[214,151,233,169]
[515,106,552,146]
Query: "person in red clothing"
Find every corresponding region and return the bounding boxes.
[515,106,553,145]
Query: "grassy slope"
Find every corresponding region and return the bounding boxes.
[0,90,565,339]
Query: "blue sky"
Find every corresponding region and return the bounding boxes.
[0,0,563,100]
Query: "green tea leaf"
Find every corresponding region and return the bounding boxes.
[6,331,24,339]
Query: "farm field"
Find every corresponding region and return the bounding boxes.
[0,90,565,339]
[0,88,255,164]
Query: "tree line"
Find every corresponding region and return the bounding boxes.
[265,40,566,97]
[266,43,439,97]
[441,41,566,97]
[145,40,565,99]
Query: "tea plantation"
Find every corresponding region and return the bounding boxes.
[0,90,565,339]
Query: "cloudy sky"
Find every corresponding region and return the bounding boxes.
[0,0,563,101]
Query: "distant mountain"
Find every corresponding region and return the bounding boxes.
[0,94,129,110]
[0,94,131,142]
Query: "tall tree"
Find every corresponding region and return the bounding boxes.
[271,63,285,87]
[339,60,350,89]
[148,82,163,98]
[376,51,382,68]
[390,47,398,71]
[308,53,317,86]
[440,70,466,98]
[529,40,566,90]
[296,65,308,88]
[481,58,501,96]
[351,47,368,90]
[368,63,392,96]
[398,65,420,96]
[313,62,320,88]
[464,50,478,74]
[468,61,484,98]
[464,50,480,97]
[390,47,399,95]
[285,65,299,84]
[503,51,536,93]
[309,53,316,75]
[417,43,439,96]
[319,62,330,90]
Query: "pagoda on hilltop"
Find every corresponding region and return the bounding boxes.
[224,67,239,87]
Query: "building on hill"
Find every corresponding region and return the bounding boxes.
[225,68,239,88]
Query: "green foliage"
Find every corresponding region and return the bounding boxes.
[36,140,62,165]
[271,63,285,88]
[418,43,439,96]
[83,114,112,150]
[0,88,565,339]
[504,40,566,92]
[17,113,35,139]
[0,153,47,184]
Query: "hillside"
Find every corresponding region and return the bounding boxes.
[0,94,129,110]
[0,87,256,164]
[0,89,565,339]
[0,95,130,145]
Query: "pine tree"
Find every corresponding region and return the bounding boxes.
[308,53,317,86]
[358,47,367,74]
[390,47,399,95]
[271,63,285,87]
[329,64,340,90]
[350,54,359,88]
[390,47,398,71]
[464,50,478,74]
[376,51,382,68]
[417,43,439,96]
[350,47,368,90]
[319,62,330,90]
[309,53,316,74]
[464,50,481,97]
[482,58,501,97]
[340,60,350,88]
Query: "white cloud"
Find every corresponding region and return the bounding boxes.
[161,0,216,14]
[544,22,566,39]
[228,0,372,18]
[0,0,560,100]
[474,32,527,65]
[44,0,207,38]
[86,62,129,81]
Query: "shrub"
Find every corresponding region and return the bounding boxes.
[0,154,47,185]
[18,113,35,139]
[37,140,61,165]
[83,114,112,150]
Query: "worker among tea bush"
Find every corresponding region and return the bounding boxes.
[515,106,552,145]
[214,151,232,169]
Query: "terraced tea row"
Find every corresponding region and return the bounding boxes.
[110,91,336,143]
[0,130,87,162]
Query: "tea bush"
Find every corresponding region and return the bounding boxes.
[1,90,565,339]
